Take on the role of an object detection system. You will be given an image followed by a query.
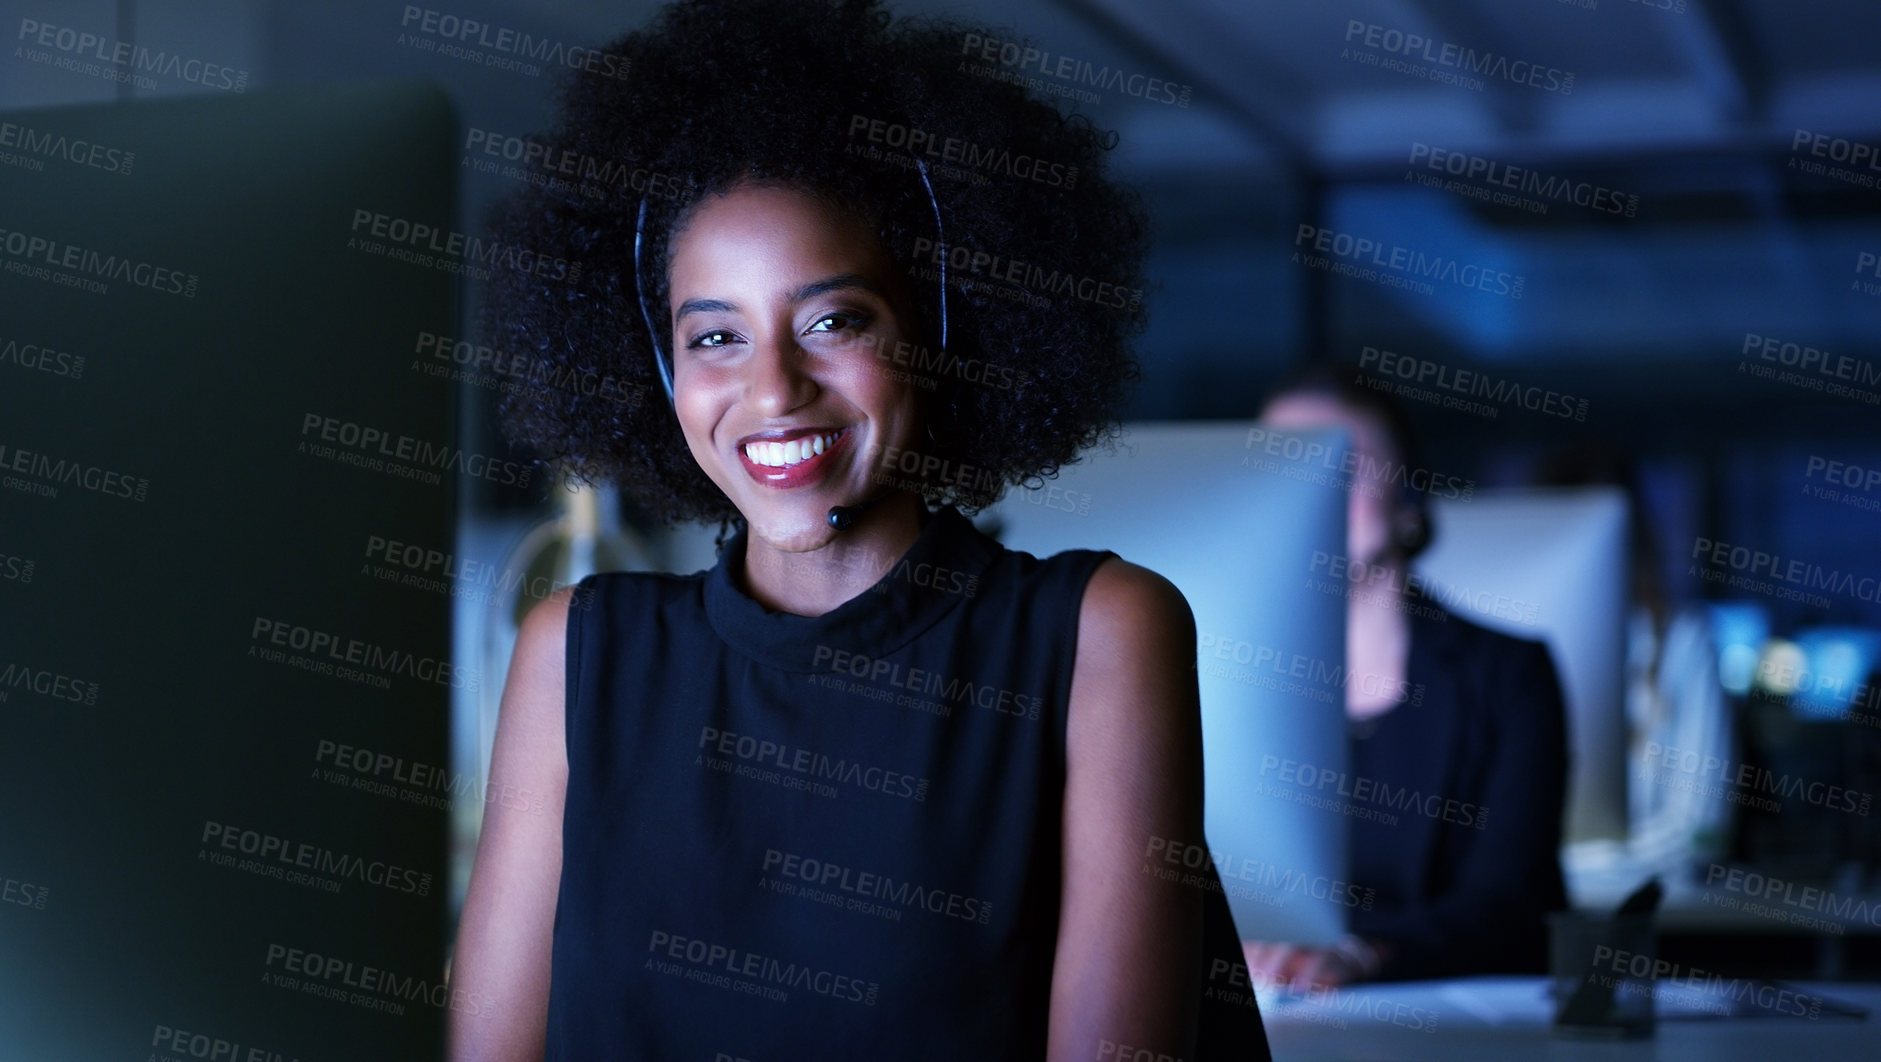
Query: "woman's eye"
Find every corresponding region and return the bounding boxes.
[806,311,870,336]
[686,329,739,349]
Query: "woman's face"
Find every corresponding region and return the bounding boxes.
[665,182,923,550]
[1260,392,1401,567]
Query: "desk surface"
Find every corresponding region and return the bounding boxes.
[1260,977,1879,1061]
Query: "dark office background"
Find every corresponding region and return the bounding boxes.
[9,0,1879,624]
[6,0,1881,1056]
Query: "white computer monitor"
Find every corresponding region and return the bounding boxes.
[1412,487,1631,842]
[979,421,1354,945]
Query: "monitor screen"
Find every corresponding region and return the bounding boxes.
[1413,487,1630,843]
[978,421,1354,946]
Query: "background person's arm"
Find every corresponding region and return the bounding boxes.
[1049,559,1206,1062]
[448,587,575,1062]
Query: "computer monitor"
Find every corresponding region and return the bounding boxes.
[1412,488,1631,842]
[0,83,457,1060]
[978,421,1353,945]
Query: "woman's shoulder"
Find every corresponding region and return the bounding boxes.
[1077,557,1191,627]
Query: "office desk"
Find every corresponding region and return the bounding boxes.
[1260,977,1878,1061]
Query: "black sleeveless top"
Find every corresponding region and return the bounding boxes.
[548,507,1269,1060]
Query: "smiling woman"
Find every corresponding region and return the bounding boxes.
[451,1,1270,1060]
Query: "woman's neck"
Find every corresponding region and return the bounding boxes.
[739,491,928,616]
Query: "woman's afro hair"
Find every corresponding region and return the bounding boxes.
[483,0,1151,525]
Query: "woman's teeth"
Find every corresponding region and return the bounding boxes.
[744,430,839,468]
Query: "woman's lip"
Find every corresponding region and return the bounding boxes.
[736,427,851,489]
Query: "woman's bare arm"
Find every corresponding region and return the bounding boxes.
[1048,559,1205,1062]
[448,587,574,1062]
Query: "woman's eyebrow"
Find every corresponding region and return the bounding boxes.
[674,275,881,323]
[787,273,880,304]
[674,297,737,322]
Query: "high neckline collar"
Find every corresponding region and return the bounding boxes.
[703,506,996,672]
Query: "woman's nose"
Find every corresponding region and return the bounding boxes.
[743,333,816,417]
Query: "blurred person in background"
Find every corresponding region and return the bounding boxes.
[1244,364,1571,988]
